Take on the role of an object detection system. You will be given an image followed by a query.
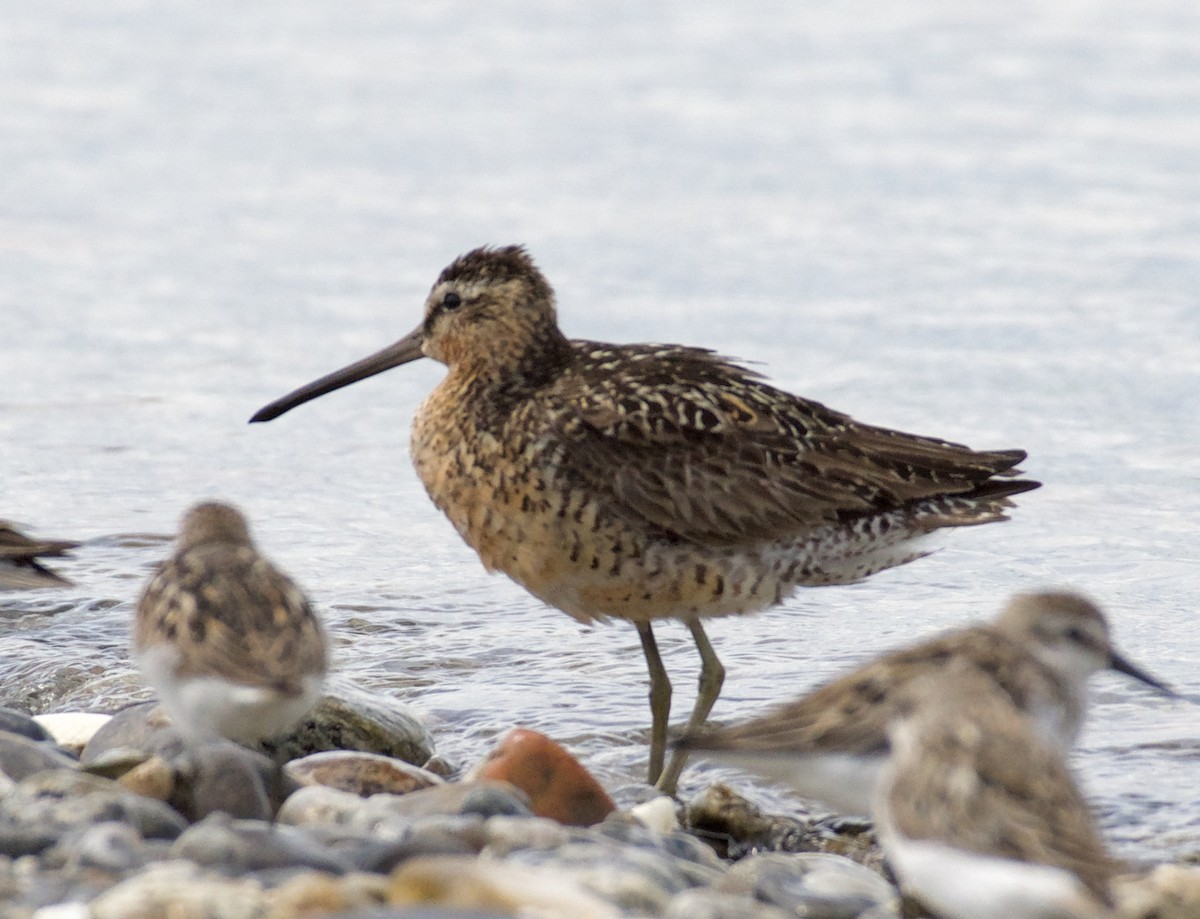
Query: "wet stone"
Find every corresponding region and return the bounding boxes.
[0,708,53,742]
[287,750,445,797]
[79,702,179,766]
[264,684,436,767]
[716,852,900,919]
[0,731,79,782]
[686,783,883,869]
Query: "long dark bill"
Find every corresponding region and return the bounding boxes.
[1110,650,1178,698]
[249,324,425,423]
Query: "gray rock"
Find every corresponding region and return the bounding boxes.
[0,708,53,742]
[0,731,78,781]
[0,770,186,853]
[79,702,180,766]
[172,741,280,822]
[717,852,900,919]
[171,812,353,874]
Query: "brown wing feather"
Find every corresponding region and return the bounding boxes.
[551,344,1035,547]
[888,697,1119,905]
[136,545,327,691]
[680,626,1066,757]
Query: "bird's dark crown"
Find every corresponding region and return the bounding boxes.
[436,245,553,302]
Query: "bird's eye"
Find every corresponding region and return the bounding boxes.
[442,291,462,310]
[1064,627,1086,643]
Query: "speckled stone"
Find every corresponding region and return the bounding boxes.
[265,684,435,767]
[287,750,445,797]
[686,783,882,869]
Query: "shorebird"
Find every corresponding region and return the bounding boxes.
[133,501,328,748]
[250,244,1040,792]
[875,664,1121,919]
[677,591,1174,814]
[0,521,79,589]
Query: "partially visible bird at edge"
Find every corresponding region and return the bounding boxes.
[0,521,79,589]
[250,244,1041,794]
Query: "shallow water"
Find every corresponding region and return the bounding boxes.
[3,0,1199,860]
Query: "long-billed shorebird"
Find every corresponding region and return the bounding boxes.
[0,521,79,589]
[875,665,1121,919]
[678,591,1174,814]
[251,245,1040,792]
[133,501,328,749]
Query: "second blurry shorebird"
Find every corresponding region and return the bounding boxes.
[676,591,1175,815]
[251,245,1040,792]
[134,501,328,749]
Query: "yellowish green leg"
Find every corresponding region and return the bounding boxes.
[637,622,671,786]
[657,619,726,796]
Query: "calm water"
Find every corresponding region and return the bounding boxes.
[3,1,1199,860]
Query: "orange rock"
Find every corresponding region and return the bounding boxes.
[472,728,615,827]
